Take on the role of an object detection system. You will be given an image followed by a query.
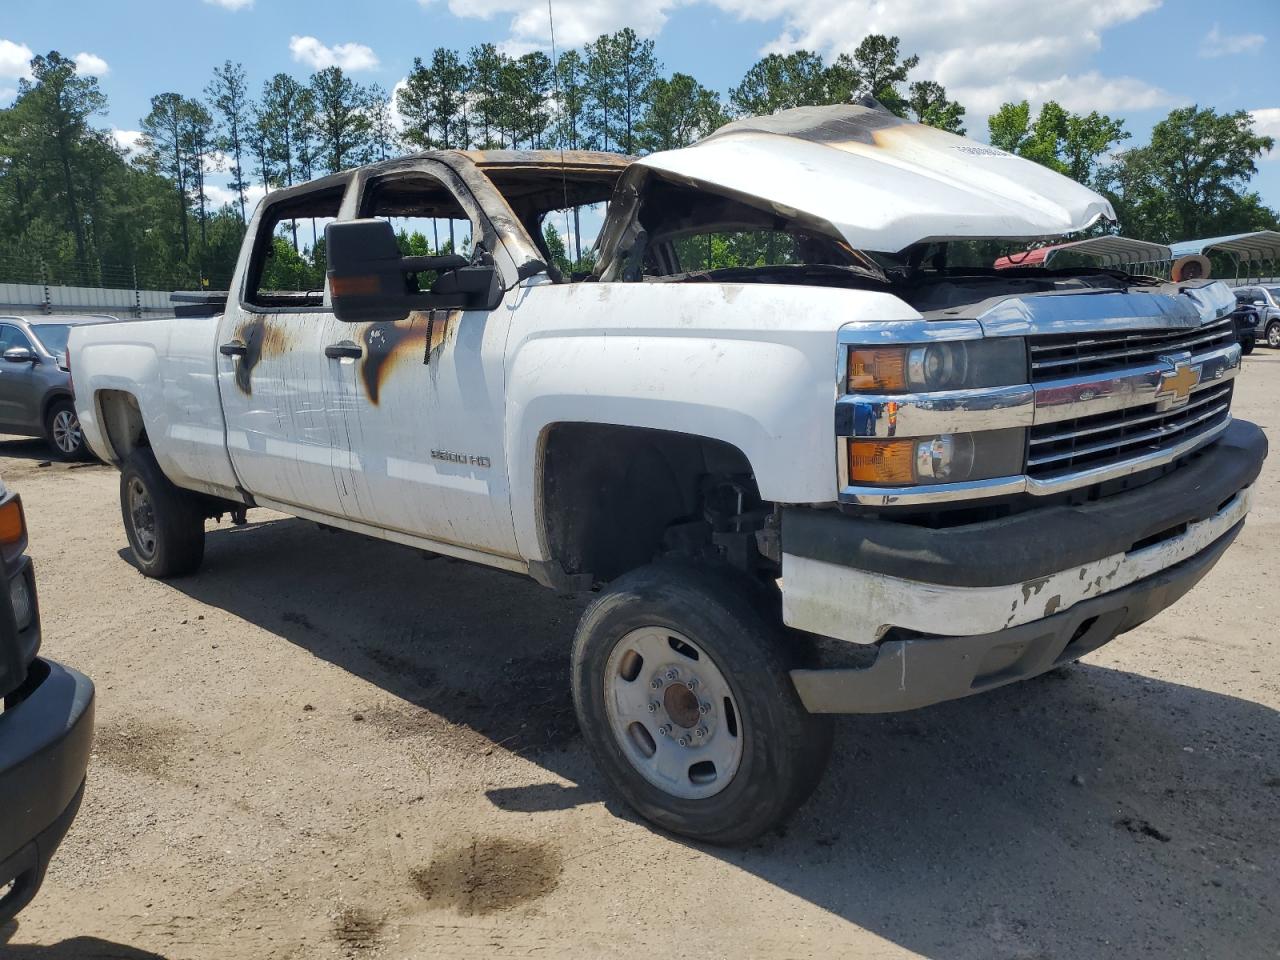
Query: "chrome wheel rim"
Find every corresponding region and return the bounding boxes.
[52,409,81,454]
[1269,326,1280,348]
[127,477,158,560]
[603,627,743,800]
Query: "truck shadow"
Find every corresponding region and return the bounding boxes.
[162,515,1280,959]
[0,922,168,959]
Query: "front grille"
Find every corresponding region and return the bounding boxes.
[1029,317,1236,381]
[1028,380,1232,479]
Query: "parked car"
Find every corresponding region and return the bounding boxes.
[1230,297,1260,354]
[0,314,123,460]
[68,105,1267,843]
[1234,284,1280,347]
[0,479,95,924]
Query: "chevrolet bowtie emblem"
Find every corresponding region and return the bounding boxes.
[1155,358,1200,408]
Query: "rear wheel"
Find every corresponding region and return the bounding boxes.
[572,563,832,844]
[120,448,205,578]
[1267,322,1280,349]
[44,399,90,461]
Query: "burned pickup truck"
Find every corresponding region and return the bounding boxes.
[68,104,1266,843]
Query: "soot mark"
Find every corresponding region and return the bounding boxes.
[410,837,561,916]
[231,314,291,394]
[360,314,428,404]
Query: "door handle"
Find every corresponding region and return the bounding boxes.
[324,341,363,360]
[219,340,247,357]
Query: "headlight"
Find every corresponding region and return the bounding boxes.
[846,339,1026,393]
[846,430,1024,486]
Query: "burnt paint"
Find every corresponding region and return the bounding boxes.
[231,314,292,394]
[358,310,459,404]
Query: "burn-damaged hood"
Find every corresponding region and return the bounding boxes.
[599,103,1116,262]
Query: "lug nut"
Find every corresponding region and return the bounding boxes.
[665,668,679,681]
[699,702,711,715]
[695,726,707,739]
[647,701,659,713]
[677,736,689,747]
[657,724,671,737]
[650,677,663,689]
[686,678,698,691]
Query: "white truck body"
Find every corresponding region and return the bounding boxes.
[67,104,1266,841]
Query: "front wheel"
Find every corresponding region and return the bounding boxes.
[120,448,205,578]
[44,399,90,461]
[572,563,832,844]
[1267,322,1280,349]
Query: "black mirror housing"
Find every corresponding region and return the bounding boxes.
[326,219,501,323]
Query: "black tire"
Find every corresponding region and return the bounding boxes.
[1242,337,1255,356]
[1268,322,1280,349]
[572,562,833,844]
[44,398,90,461]
[119,448,205,578]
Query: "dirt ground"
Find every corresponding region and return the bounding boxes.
[1,356,1278,960]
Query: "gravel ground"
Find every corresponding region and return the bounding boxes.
[1,354,1278,960]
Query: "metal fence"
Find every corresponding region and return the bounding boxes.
[0,255,235,318]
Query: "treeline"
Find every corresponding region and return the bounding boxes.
[0,32,1275,292]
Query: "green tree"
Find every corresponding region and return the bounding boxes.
[636,73,726,152]
[11,52,108,263]
[206,61,250,222]
[141,92,194,257]
[584,34,622,150]
[365,83,398,161]
[1099,106,1277,240]
[843,34,918,114]
[988,100,1128,185]
[181,98,216,251]
[467,43,506,149]
[543,220,570,275]
[906,80,965,134]
[309,66,370,175]
[730,51,829,116]
[398,56,441,150]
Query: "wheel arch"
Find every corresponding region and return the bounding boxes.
[93,389,149,464]
[531,421,766,589]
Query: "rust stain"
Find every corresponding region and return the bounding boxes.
[231,315,292,394]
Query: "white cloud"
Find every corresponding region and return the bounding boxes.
[205,182,268,210]
[203,0,255,9]
[1251,108,1280,162]
[950,71,1179,118]
[0,38,34,79]
[73,51,109,77]
[289,35,380,72]
[111,129,145,158]
[419,0,675,47]
[1199,24,1265,58]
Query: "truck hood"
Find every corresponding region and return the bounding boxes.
[626,104,1116,254]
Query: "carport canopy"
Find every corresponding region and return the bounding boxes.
[994,235,1172,270]
[1167,230,1280,265]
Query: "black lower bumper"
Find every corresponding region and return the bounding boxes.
[790,511,1241,714]
[0,659,95,925]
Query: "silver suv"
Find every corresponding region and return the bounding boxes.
[1235,285,1280,347]
[0,315,122,460]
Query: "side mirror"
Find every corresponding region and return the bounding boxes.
[1254,300,1267,307]
[325,219,501,323]
[3,346,36,364]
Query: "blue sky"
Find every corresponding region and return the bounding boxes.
[2,0,1278,231]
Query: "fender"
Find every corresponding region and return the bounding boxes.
[70,315,240,499]
[503,280,918,562]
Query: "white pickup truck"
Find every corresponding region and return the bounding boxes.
[70,104,1267,843]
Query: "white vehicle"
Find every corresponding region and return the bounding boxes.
[70,105,1267,843]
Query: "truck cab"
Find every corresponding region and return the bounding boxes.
[68,104,1267,844]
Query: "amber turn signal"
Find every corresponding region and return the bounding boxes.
[847,348,908,392]
[847,439,916,485]
[0,497,26,545]
[329,274,381,297]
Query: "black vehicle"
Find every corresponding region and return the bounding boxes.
[0,482,94,925]
[1231,300,1260,355]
